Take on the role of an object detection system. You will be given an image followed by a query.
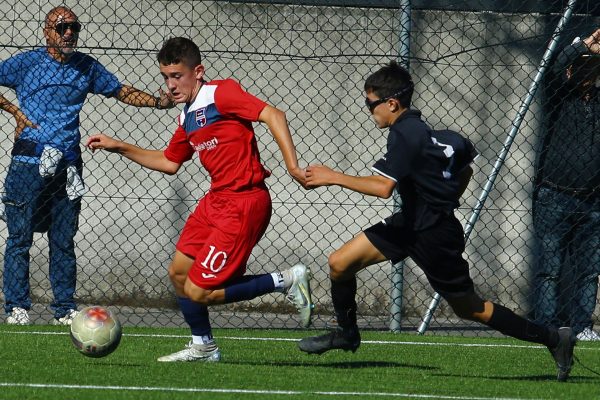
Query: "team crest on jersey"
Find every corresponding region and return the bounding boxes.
[195,108,207,127]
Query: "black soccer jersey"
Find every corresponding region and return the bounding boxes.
[372,109,478,230]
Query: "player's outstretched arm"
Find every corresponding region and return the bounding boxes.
[306,164,396,198]
[86,133,182,175]
[116,85,175,109]
[258,105,307,188]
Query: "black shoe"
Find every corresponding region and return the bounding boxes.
[298,327,361,355]
[548,327,575,382]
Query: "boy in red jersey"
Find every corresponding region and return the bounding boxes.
[86,37,312,362]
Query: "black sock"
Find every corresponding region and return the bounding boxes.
[331,277,357,329]
[486,303,558,348]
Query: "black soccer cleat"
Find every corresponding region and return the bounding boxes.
[548,326,575,382]
[298,327,361,355]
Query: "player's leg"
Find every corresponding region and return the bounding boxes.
[445,293,574,381]
[412,213,574,382]
[160,193,257,362]
[183,188,313,325]
[569,201,600,340]
[531,186,569,329]
[445,293,558,345]
[158,250,220,362]
[184,263,312,325]
[48,168,81,325]
[3,161,40,325]
[299,232,387,354]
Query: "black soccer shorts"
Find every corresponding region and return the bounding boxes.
[364,212,475,298]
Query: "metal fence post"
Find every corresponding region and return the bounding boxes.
[390,0,412,333]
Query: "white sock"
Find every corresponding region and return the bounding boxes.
[192,334,213,345]
[271,270,293,292]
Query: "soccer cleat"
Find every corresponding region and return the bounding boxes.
[548,326,575,382]
[284,264,314,328]
[6,307,30,325]
[298,326,361,355]
[52,309,79,326]
[157,341,221,362]
[576,327,600,341]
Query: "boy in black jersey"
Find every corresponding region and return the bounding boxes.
[299,61,575,382]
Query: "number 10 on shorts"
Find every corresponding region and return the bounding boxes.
[201,245,228,279]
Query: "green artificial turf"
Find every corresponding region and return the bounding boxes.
[0,325,599,400]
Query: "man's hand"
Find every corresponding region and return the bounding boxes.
[306,164,337,188]
[583,28,600,54]
[86,133,123,153]
[156,88,176,109]
[288,166,308,189]
[14,110,37,139]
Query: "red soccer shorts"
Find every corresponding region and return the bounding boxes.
[177,187,272,289]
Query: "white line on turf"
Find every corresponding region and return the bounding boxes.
[0,382,549,400]
[1,329,599,351]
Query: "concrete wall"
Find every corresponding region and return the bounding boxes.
[0,0,598,327]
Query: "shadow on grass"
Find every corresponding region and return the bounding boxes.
[230,360,439,370]
[74,361,145,368]
[433,372,600,383]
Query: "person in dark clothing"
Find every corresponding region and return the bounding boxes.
[532,28,600,341]
[298,61,576,382]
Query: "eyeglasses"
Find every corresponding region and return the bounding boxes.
[53,21,82,35]
[364,83,414,113]
[365,95,396,113]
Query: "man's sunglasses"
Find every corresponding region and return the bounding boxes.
[54,22,82,35]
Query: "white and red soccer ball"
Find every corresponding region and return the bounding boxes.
[70,306,122,358]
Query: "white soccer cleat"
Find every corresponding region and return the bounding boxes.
[6,307,30,325]
[52,309,79,326]
[284,264,314,328]
[576,327,600,341]
[157,341,221,362]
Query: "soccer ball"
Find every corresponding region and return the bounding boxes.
[70,306,122,358]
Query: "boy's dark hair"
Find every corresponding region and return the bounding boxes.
[364,61,414,108]
[157,37,202,67]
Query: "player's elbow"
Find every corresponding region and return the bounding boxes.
[163,167,179,176]
[377,178,396,199]
[160,160,182,175]
[379,186,394,199]
[259,105,287,125]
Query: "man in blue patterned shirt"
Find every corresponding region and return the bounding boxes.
[0,6,174,326]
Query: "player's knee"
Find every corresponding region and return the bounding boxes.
[328,252,350,280]
[183,287,210,305]
[184,286,223,306]
[450,304,475,321]
[447,297,488,322]
[167,264,185,285]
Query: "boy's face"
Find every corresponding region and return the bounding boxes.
[365,90,403,128]
[159,62,205,104]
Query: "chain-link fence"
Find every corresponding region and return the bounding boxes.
[0,0,599,335]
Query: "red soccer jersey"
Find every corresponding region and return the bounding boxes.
[164,79,271,192]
